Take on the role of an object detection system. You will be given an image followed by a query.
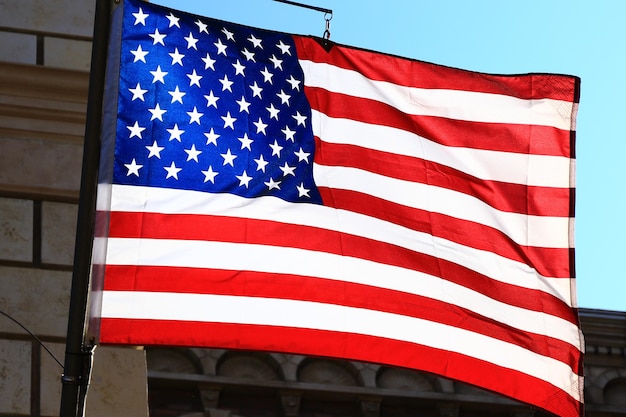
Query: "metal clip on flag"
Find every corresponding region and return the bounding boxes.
[89,0,583,416]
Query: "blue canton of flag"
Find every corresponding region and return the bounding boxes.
[114,0,321,204]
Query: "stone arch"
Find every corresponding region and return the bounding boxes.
[594,368,626,389]
[604,377,626,406]
[587,368,626,405]
[297,357,362,386]
[216,351,284,381]
[145,347,203,374]
[189,348,225,376]
[375,367,439,392]
[453,381,498,398]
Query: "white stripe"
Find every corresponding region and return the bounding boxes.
[311,110,572,188]
[300,60,575,131]
[101,184,574,304]
[314,164,570,248]
[99,236,581,350]
[100,291,581,401]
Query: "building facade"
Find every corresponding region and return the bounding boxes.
[0,1,625,416]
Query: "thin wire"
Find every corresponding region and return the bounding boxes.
[0,309,64,368]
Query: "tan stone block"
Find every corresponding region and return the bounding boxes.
[41,201,78,266]
[0,0,95,38]
[0,339,31,414]
[0,31,37,64]
[0,266,71,338]
[0,136,82,195]
[85,346,149,417]
[0,197,33,262]
[45,37,92,71]
[40,342,65,416]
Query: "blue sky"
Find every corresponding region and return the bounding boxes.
[152,0,626,312]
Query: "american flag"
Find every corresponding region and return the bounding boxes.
[91,0,583,416]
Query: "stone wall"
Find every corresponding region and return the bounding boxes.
[0,1,148,416]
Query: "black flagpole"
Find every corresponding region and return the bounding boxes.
[273,0,332,14]
[59,0,111,415]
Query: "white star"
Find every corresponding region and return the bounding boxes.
[187,107,204,124]
[124,158,142,176]
[238,133,253,150]
[236,96,251,113]
[269,140,283,157]
[166,13,180,28]
[293,111,307,126]
[276,40,291,55]
[241,48,256,62]
[127,121,145,139]
[184,144,202,162]
[168,86,186,104]
[219,74,234,92]
[149,28,166,46]
[253,117,268,135]
[195,19,208,34]
[297,182,310,198]
[281,126,296,142]
[164,161,182,179]
[146,141,164,158]
[286,75,301,91]
[260,66,274,84]
[202,53,216,70]
[214,38,227,55]
[184,32,198,50]
[266,104,280,120]
[187,69,202,87]
[221,149,237,166]
[248,34,263,49]
[169,47,185,66]
[222,27,235,41]
[148,103,167,121]
[236,171,253,188]
[132,7,148,25]
[150,66,168,83]
[269,54,283,70]
[201,166,218,183]
[221,111,236,129]
[204,128,220,145]
[295,147,311,163]
[277,90,291,105]
[254,154,269,172]
[264,177,281,190]
[130,45,148,63]
[279,162,296,177]
[166,124,185,141]
[232,59,246,76]
[249,81,263,98]
[128,83,147,101]
[204,91,219,108]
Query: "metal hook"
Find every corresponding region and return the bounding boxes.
[323,11,332,40]
[323,11,333,40]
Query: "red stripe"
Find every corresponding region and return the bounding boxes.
[104,211,576,322]
[305,86,573,157]
[294,35,580,104]
[315,138,572,217]
[102,264,582,370]
[316,188,573,280]
[99,319,582,417]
